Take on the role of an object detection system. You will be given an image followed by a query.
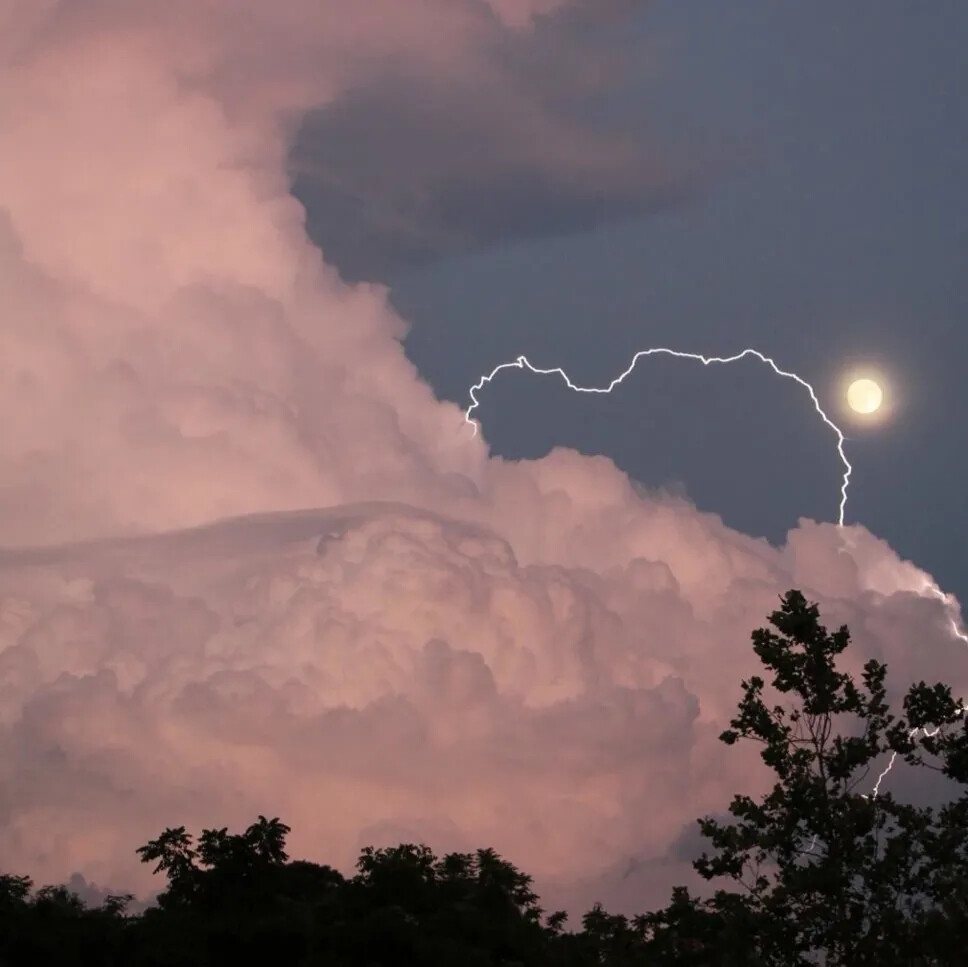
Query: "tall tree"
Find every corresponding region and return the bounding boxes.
[135,825,199,908]
[645,589,965,965]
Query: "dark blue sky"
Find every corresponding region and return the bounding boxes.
[298,0,968,607]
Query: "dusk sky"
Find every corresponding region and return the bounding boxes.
[1,0,966,918]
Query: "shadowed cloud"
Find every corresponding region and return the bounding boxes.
[289,5,699,279]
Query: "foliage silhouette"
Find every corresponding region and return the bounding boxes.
[640,590,968,965]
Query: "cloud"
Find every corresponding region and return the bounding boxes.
[290,7,693,279]
[1,504,965,916]
[0,0,965,922]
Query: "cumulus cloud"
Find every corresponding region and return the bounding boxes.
[0,0,965,921]
[1,505,965,916]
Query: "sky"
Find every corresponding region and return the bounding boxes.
[376,0,968,605]
[1,0,966,920]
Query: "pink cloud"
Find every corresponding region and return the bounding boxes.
[1,506,964,916]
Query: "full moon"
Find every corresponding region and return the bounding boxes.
[847,377,883,414]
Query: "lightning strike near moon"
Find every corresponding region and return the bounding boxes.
[465,347,853,524]
[465,346,968,798]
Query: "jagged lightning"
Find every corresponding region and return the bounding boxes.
[465,348,853,525]
[863,579,968,800]
[865,709,967,800]
[465,346,968,798]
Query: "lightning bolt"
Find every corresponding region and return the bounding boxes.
[864,709,967,800]
[465,346,968,796]
[863,581,968,799]
[465,348,852,526]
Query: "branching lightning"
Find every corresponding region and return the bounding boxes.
[465,347,853,526]
[864,580,968,800]
[864,707,967,800]
[465,346,968,798]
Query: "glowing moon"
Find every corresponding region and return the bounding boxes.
[847,378,883,414]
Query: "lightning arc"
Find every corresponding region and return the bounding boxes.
[466,347,852,523]
[465,345,968,797]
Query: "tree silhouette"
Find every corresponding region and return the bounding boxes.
[245,816,291,865]
[646,589,967,965]
[135,825,199,908]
